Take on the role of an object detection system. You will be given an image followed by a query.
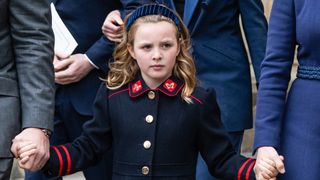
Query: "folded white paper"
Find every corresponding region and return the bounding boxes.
[50,3,78,58]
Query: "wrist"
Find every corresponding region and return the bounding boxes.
[41,128,52,139]
[83,54,98,69]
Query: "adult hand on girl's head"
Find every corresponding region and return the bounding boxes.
[254,146,285,180]
[102,10,123,42]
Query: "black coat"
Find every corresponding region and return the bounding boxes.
[44,76,255,179]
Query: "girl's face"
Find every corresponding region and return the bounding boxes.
[128,21,180,89]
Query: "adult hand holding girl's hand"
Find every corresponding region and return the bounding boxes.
[11,128,50,171]
[254,146,285,180]
[12,141,38,167]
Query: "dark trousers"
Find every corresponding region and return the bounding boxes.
[25,90,113,180]
[0,158,13,180]
[196,131,244,180]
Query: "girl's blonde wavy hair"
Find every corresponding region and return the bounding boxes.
[106,10,197,103]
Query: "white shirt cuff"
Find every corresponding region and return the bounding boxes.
[84,54,99,69]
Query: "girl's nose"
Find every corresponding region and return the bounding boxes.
[152,48,162,61]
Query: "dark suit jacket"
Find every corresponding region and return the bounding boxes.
[44,76,256,179]
[52,0,121,116]
[53,0,157,116]
[160,0,268,131]
[0,0,55,156]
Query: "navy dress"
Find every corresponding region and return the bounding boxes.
[254,0,320,179]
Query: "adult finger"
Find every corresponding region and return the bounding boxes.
[104,32,122,42]
[19,148,37,160]
[102,21,121,33]
[18,156,34,170]
[54,58,72,72]
[272,155,285,174]
[17,143,37,156]
[112,10,123,26]
[258,165,275,179]
[12,140,34,158]
[55,68,73,79]
[255,173,268,180]
[11,140,19,158]
[260,160,278,176]
[19,155,30,165]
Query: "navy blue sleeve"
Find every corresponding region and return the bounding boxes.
[254,0,296,152]
[197,89,256,180]
[86,36,115,73]
[43,83,112,177]
[239,0,268,82]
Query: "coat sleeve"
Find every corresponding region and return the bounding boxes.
[239,0,268,83]
[198,89,256,180]
[43,83,112,177]
[10,0,55,131]
[253,0,296,152]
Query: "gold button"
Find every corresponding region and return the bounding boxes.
[148,91,155,99]
[141,166,149,175]
[143,140,151,149]
[145,115,154,123]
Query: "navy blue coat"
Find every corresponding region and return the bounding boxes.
[51,0,120,115]
[44,76,256,179]
[254,0,320,179]
[160,0,268,131]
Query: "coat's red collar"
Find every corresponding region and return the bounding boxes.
[128,76,184,98]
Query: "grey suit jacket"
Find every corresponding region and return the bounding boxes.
[0,0,54,157]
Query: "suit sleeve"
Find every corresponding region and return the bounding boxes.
[239,0,268,83]
[253,0,296,152]
[86,36,116,73]
[198,90,256,180]
[10,0,55,131]
[43,84,112,177]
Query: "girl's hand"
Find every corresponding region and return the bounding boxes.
[15,142,38,165]
[254,146,285,180]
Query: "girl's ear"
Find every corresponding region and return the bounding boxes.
[127,43,136,60]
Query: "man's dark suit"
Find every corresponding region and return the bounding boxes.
[159,0,268,179]
[52,0,121,116]
[0,0,54,179]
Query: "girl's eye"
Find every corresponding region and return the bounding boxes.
[142,45,152,50]
[162,43,172,49]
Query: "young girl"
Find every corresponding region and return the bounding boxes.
[17,4,277,179]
